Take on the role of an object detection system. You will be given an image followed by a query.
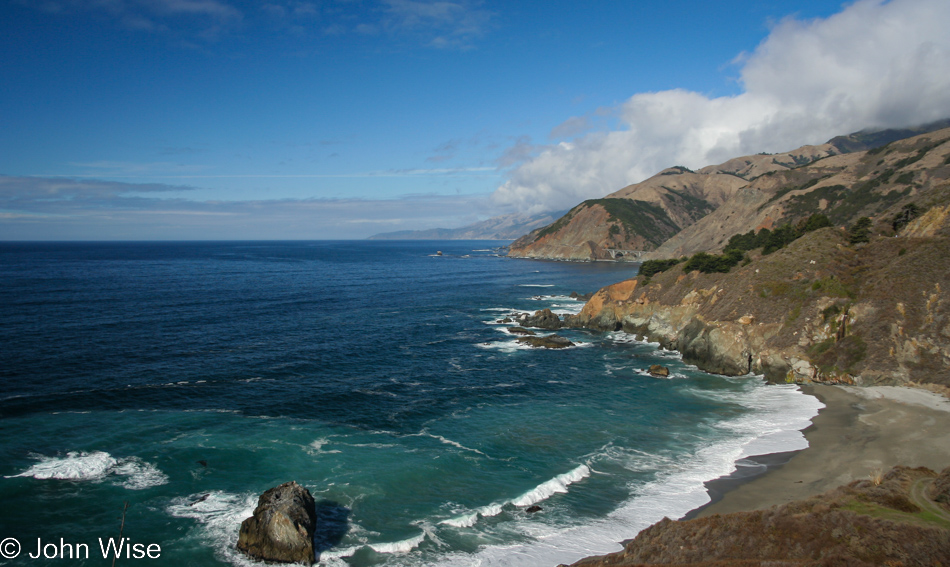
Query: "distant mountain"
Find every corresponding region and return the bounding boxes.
[367,210,567,240]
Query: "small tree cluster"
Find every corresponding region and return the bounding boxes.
[891,203,921,233]
[848,217,872,244]
[724,214,833,256]
[637,213,833,278]
[638,257,683,278]
[681,249,745,274]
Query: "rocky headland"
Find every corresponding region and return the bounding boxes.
[508,126,950,390]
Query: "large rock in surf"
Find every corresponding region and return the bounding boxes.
[236,481,317,564]
[517,334,574,349]
[519,308,563,330]
[648,364,669,377]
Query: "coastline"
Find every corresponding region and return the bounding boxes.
[688,383,950,519]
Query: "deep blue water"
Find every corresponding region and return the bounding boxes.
[0,241,821,567]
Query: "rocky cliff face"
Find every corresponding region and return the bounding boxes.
[565,224,950,388]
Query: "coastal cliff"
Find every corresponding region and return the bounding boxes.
[563,222,950,387]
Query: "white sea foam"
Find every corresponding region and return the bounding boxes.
[441,512,479,528]
[405,430,488,457]
[476,502,504,517]
[511,464,591,507]
[476,338,587,353]
[426,381,823,567]
[518,284,555,287]
[8,451,117,481]
[369,532,426,554]
[167,490,259,567]
[111,457,170,489]
[7,451,169,489]
[319,532,427,559]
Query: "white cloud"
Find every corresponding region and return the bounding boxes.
[492,0,950,214]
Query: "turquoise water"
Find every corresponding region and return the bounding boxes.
[0,241,821,566]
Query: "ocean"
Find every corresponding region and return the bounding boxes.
[0,240,822,566]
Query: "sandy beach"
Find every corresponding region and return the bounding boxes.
[690,383,950,518]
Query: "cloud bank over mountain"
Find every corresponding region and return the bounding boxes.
[492,0,950,214]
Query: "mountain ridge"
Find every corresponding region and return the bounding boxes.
[508,120,950,261]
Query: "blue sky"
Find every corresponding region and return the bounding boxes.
[2,0,949,239]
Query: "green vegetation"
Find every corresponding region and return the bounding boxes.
[592,199,681,246]
[661,186,715,220]
[639,213,833,278]
[892,140,942,169]
[726,213,832,256]
[811,276,855,299]
[895,171,915,185]
[536,198,681,246]
[638,257,684,278]
[534,208,577,239]
[848,217,873,244]
[760,175,830,209]
[782,173,911,224]
[892,203,922,232]
[841,498,950,531]
[681,249,745,274]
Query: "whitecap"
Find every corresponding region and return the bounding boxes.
[511,464,591,507]
[440,512,479,528]
[368,532,426,554]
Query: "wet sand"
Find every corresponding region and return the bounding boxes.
[690,383,950,518]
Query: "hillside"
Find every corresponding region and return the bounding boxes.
[509,121,950,261]
[367,210,565,240]
[565,465,950,567]
[648,127,950,260]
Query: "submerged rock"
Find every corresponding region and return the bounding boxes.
[517,334,574,349]
[236,481,316,564]
[507,327,536,336]
[526,505,543,513]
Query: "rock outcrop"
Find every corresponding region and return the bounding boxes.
[236,481,317,564]
[647,365,669,377]
[517,334,574,349]
[566,465,950,567]
[517,308,563,330]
